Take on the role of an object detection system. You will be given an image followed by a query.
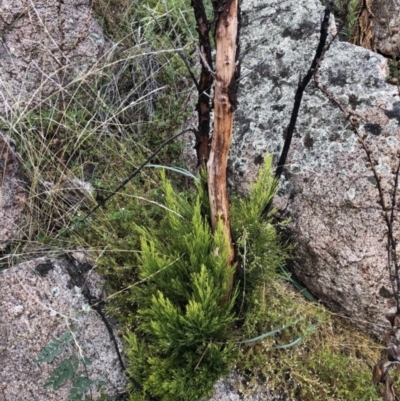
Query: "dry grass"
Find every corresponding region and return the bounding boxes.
[0,3,196,264]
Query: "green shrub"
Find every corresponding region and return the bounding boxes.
[124,171,237,401]
[82,156,287,401]
[76,152,384,400]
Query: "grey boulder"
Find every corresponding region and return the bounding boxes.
[229,0,400,338]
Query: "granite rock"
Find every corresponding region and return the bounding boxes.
[0,256,127,401]
[0,0,112,116]
[0,134,27,250]
[228,0,400,338]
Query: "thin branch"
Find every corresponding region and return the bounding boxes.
[316,79,400,312]
[390,157,400,311]
[194,342,211,371]
[196,46,215,76]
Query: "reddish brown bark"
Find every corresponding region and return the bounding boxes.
[207,0,239,273]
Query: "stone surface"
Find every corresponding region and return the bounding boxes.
[228,0,400,338]
[206,372,285,401]
[370,0,400,57]
[0,256,127,401]
[0,0,111,116]
[0,134,27,250]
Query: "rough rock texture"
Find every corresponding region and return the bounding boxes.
[0,0,111,116]
[228,0,400,338]
[206,372,285,401]
[370,0,400,57]
[0,256,127,401]
[0,134,27,250]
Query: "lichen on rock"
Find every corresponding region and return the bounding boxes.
[231,0,400,338]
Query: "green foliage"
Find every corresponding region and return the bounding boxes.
[9,0,387,397]
[81,154,384,400]
[233,155,277,224]
[35,330,107,401]
[322,0,361,41]
[69,376,96,401]
[35,330,77,364]
[94,0,197,46]
[231,155,287,299]
[0,0,196,259]
[44,355,79,390]
[346,0,362,41]
[226,156,381,400]
[90,157,314,400]
[124,171,237,401]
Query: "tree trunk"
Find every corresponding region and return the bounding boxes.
[208,0,239,275]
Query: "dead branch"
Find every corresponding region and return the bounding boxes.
[191,0,214,166]
[207,0,240,292]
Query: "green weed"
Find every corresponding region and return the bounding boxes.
[35,329,107,401]
[321,0,362,41]
[346,0,362,41]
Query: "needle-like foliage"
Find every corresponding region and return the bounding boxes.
[125,171,237,401]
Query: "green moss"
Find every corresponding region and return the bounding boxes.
[234,279,382,400]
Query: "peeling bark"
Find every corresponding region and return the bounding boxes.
[208,0,240,273]
[353,0,375,50]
